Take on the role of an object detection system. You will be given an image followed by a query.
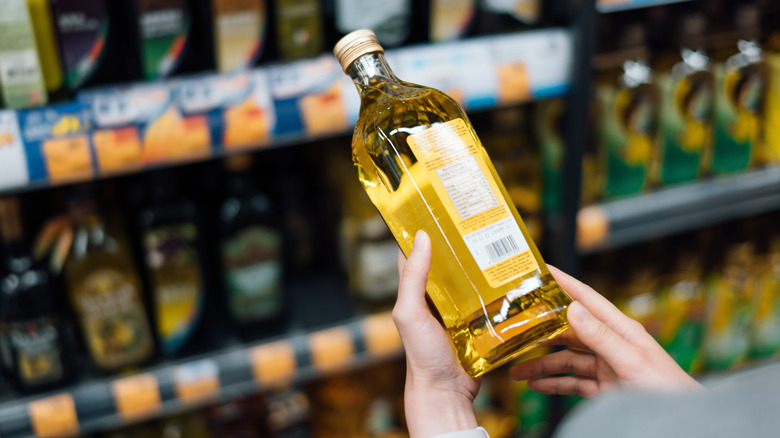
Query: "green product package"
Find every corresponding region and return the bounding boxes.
[138,0,191,79]
[536,99,564,214]
[703,273,753,371]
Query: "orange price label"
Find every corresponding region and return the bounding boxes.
[309,326,354,372]
[250,340,296,387]
[42,135,94,183]
[363,312,402,357]
[112,373,162,421]
[577,205,609,250]
[299,83,348,136]
[29,394,79,438]
[497,63,530,104]
[93,127,143,174]
[173,360,220,405]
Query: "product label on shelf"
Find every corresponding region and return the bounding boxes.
[362,312,402,356]
[138,0,190,79]
[18,102,95,183]
[173,359,220,404]
[50,0,108,89]
[250,339,296,385]
[335,0,410,47]
[0,110,29,189]
[309,326,354,372]
[143,222,204,357]
[113,373,162,421]
[407,118,536,287]
[175,69,275,151]
[29,393,79,438]
[0,0,47,108]
[0,317,65,386]
[212,0,265,72]
[269,55,348,137]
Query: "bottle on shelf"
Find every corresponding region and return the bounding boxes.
[26,0,63,97]
[328,0,415,48]
[761,19,780,165]
[219,155,285,334]
[594,22,660,199]
[0,0,47,108]
[709,3,769,174]
[654,13,715,186]
[0,196,75,392]
[211,0,267,72]
[50,0,140,90]
[428,0,475,42]
[334,30,571,377]
[535,98,565,214]
[63,186,154,373]
[138,171,207,358]
[619,264,662,341]
[749,221,780,359]
[266,386,311,438]
[273,0,324,61]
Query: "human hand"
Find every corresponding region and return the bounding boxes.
[509,266,702,398]
[393,230,480,438]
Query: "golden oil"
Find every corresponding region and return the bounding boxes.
[335,30,570,376]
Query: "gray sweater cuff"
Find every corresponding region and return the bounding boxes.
[429,427,490,438]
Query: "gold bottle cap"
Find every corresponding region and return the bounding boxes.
[333,29,384,72]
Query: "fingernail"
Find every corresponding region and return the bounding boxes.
[413,230,429,249]
[567,301,589,325]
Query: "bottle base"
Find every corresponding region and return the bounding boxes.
[450,277,571,377]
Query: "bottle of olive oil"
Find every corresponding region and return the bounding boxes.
[654,13,715,186]
[220,155,285,333]
[334,30,571,377]
[762,24,780,165]
[330,0,413,48]
[64,188,154,373]
[212,0,266,72]
[0,196,75,392]
[139,171,206,357]
[26,0,63,96]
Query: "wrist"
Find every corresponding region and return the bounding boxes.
[405,386,478,438]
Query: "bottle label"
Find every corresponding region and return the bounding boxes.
[354,239,399,301]
[335,0,410,47]
[222,226,282,323]
[275,0,322,60]
[483,0,540,24]
[0,0,47,108]
[597,81,657,198]
[0,317,64,386]
[50,0,108,89]
[212,0,265,72]
[658,281,704,373]
[703,274,753,371]
[407,118,536,287]
[764,51,780,164]
[429,0,474,42]
[75,269,152,369]
[144,223,204,355]
[712,58,767,173]
[138,0,190,79]
[657,66,714,185]
[750,267,780,357]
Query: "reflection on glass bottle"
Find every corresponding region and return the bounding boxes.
[139,171,206,357]
[63,188,154,372]
[0,196,75,392]
[220,155,284,330]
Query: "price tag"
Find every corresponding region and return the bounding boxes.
[299,83,348,136]
[250,340,296,387]
[42,135,94,183]
[496,63,530,104]
[29,394,79,438]
[112,373,162,421]
[93,127,143,174]
[363,312,402,357]
[577,205,609,250]
[309,326,354,372]
[0,110,29,189]
[173,359,220,405]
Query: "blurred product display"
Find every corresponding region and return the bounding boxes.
[0,1,776,437]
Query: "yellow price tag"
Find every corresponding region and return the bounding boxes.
[42,135,94,183]
[250,340,296,387]
[112,373,162,421]
[93,127,143,174]
[29,394,79,438]
[309,326,354,372]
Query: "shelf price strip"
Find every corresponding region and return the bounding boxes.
[173,359,220,405]
[112,373,162,422]
[28,394,79,438]
[250,339,297,387]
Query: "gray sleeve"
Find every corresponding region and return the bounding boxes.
[430,426,491,438]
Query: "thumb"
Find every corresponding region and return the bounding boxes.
[393,230,432,330]
[567,301,640,370]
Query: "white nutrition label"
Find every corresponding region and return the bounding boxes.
[435,156,500,220]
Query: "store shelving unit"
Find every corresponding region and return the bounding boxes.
[0,312,401,438]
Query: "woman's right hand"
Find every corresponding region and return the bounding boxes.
[509,266,703,398]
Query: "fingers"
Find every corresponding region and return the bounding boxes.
[548,265,646,341]
[541,328,590,351]
[527,375,601,398]
[566,301,642,371]
[509,349,597,381]
[393,230,433,331]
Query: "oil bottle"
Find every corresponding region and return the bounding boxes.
[63,187,154,373]
[429,0,475,42]
[0,0,47,108]
[763,21,780,164]
[273,0,324,61]
[27,0,63,97]
[654,13,715,185]
[334,30,571,377]
[211,0,266,72]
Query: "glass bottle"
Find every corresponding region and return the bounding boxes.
[274,0,324,60]
[334,30,571,377]
[220,155,285,333]
[64,188,154,372]
[211,0,266,72]
[0,196,75,392]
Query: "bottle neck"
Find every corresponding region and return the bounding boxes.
[346,52,398,90]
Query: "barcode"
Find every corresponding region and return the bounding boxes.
[485,235,519,263]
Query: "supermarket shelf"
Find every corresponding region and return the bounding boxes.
[577,167,780,253]
[0,27,572,196]
[596,0,694,13]
[0,312,402,438]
